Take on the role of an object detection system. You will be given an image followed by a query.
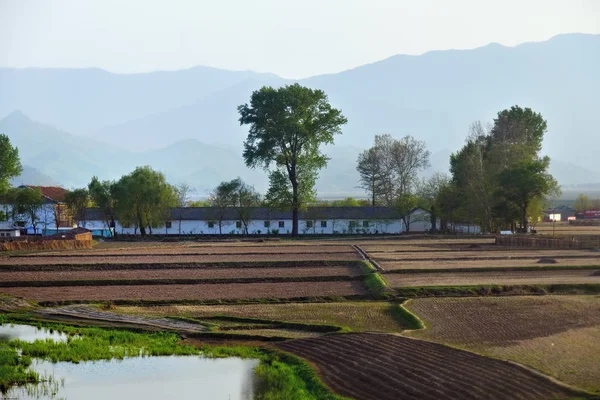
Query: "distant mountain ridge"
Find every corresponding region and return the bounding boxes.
[1,33,598,193]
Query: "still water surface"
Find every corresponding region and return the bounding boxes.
[1,324,259,400]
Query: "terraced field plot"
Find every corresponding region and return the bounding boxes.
[380,257,600,270]
[370,249,596,261]
[385,269,600,287]
[0,252,360,265]
[405,296,600,392]
[0,265,362,282]
[0,280,368,302]
[277,333,578,400]
[118,301,406,332]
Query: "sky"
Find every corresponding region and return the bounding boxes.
[1,0,599,79]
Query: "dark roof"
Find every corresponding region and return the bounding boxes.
[85,206,412,221]
[20,185,68,203]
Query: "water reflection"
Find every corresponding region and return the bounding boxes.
[5,356,259,399]
[0,324,72,343]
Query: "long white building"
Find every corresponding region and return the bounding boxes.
[82,206,436,236]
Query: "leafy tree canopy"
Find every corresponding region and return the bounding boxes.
[0,134,23,195]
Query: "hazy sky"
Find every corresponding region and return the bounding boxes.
[1,0,599,78]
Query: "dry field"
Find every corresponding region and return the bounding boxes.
[0,280,368,302]
[0,265,362,282]
[117,301,405,332]
[380,257,600,270]
[405,296,600,392]
[369,249,597,261]
[385,269,600,287]
[276,333,578,400]
[535,222,600,236]
[0,252,361,265]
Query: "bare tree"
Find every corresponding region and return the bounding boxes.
[230,178,261,235]
[208,181,236,235]
[390,135,431,196]
[356,147,384,206]
[175,183,190,234]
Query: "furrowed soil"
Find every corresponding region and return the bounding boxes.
[276,333,579,400]
[385,269,600,287]
[0,265,362,282]
[0,252,361,265]
[380,257,600,270]
[116,302,406,332]
[31,244,356,256]
[405,296,600,392]
[369,249,596,261]
[0,280,368,302]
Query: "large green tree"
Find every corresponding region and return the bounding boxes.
[65,188,91,227]
[113,166,178,236]
[497,158,559,231]
[4,187,44,234]
[0,134,22,196]
[238,83,347,236]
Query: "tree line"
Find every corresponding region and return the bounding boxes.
[1,84,560,237]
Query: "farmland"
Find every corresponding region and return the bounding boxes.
[2,236,600,399]
[405,296,600,392]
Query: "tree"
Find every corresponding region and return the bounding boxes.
[574,194,591,212]
[239,83,347,236]
[497,158,559,232]
[417,172,451,233]
[591,199,600,210]
[208,180,237,234]
[390,135,431,195]
[113,166,178,236]
[65,188,90,227]
[11,187,44,234]
[0,134,22,195]
[394,193,420,233]
[356,147,384,206]
[88,177,117,236]
[175,183,190,234]
[230,178,261,234]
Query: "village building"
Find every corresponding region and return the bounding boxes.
[81,206,438,236]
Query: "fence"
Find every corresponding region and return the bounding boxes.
[0,239,93,252]
[496,235,600,249]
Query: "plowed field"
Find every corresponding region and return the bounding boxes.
[385,269,600,287]
[276,333,578,400]
[0,265,361,282]
[380,257,600,270]
[370,249,595,261]
[0,280,368,302]
[0,252,360,265]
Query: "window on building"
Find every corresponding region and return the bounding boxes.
[278,221,285,228]
[236,221,242,229]
[208,221,215,228]
[321,221,327,228]
[0,233,4,237]
[307,221,313,228]
[363,220,370,228]
[349,221,357,228]
[165,221,172,229]
[264,221,270,228]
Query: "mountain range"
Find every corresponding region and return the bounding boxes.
[1,33,598,196]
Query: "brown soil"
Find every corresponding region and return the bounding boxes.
[385,269,600,287]
[0,252,361,265]
[0,265,361,282]
[0,281,368,302]
[380,257,600,270]
[370,249,595,261]
[405,296,600,346]
[276,333,578,400]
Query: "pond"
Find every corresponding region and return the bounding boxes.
[1,324,260,400]
[0,323,72,343]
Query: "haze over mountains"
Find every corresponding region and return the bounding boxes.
[1,33,598,196]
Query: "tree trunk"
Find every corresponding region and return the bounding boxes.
[139,226,146,236]
[291,179,299,237]
[522,207,528,233]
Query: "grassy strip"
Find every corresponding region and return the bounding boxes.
[0,260,365,272]
[386,302,424,330]
[395,284,600,297]
[194,315,343,333]
[363,273,394,299]
[0,275,363,288]
[0,315,346,399]
[383,265,600,274]
[358,260,378,274]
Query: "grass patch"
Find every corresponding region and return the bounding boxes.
[386,302,423,330]
[0,316,344,399]
[363,273,394,299]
